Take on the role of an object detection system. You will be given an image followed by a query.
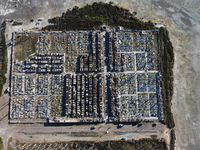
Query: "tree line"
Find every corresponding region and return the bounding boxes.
[43,2,155,31]
[0,21,7,96]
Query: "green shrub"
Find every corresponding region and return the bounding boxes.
[0,21,7,96]
[0,136,3,150]
[159,27,175,129]
[171,129,176,150]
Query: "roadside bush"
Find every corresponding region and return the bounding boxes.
[0,21,7,95]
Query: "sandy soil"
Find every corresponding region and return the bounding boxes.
[0,0,200,150]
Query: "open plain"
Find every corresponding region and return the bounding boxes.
[0,0,200,150]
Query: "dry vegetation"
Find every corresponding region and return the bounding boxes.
[8,139,167,150]
[14,33,39,61]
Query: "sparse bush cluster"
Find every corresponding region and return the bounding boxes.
[12,21,23,26]
[30,19,34,22]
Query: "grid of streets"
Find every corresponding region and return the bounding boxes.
[10,28,163,123]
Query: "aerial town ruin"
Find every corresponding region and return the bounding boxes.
[10,26,163,123]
